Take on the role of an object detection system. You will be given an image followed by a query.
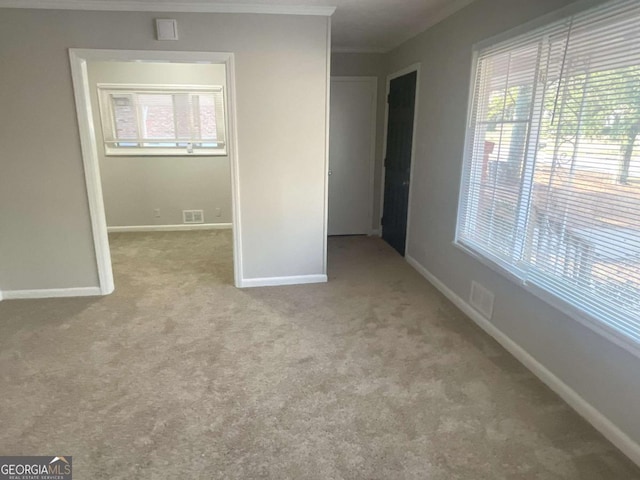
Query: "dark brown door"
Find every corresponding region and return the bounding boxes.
[382,71,417,256]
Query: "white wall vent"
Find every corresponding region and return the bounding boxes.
[470,281,495,319]
[183,210,204,224]
[156,19,179,41]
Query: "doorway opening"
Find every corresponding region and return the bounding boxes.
[380,65,420,256]
[328,76,378,237]
[69,49,242,292]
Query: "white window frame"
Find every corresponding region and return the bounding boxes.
[97,83,227,156]
[454,0,640,358]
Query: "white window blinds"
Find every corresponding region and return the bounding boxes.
[97,84,226,156]
[458,0,640,344]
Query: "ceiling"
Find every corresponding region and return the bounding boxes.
[0,0,477,52]
[323,0,476,52]
[188,0,477,52]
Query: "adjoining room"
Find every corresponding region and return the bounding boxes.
[87,59,235,288]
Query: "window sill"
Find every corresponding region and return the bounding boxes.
[453,240,526,286]
[452,239,640,360]
[104,149,227,157]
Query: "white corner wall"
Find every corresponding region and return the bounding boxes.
[87,61,232,228]
[0,10,330,291]
[384,0,640,462]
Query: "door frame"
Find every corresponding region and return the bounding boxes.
[378,63,421,256]
[68,48,243,292]
[329,76,378,236]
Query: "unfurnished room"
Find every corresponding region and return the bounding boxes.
[1,0,640,478]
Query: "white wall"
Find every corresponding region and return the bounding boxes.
[0,10,329,290]
[384,0,640,454]
[88,61,231,227]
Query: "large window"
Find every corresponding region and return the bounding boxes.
[458,0,640,345]
[97,84,226,156]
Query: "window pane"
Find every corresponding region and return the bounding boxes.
[198,94,218,141]
[527,23,640,324]
[111,95,138,140]
[138,94,175,140]
[173,93,192,141]
[460,43,538,261]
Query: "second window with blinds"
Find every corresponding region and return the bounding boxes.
[97,84,227,156]
[457,0,640,347]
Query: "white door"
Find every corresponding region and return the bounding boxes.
[328,77,377,236]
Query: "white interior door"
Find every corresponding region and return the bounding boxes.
[328,77,377,236]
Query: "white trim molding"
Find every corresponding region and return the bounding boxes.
[331,46,387,54]
[405,254,640,468]
[107,223,232,233]
[69,49,114,296]
[2,287,102,300]
[322,15,331,276]
[239,274,328,288]
[0,0,336,15]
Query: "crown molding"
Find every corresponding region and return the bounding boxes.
[331,46,388,54]
[0,0,336,16]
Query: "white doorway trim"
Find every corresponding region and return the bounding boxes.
[322,17,331,277]
[329,76,378,236]
[68,48,243,292]
[378,63,421,256]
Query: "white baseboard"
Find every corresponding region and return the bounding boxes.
[405,254,640,467]
[1,286,103,300]
[239,274,328,288]
[107,223,232,233]
[369,229,381,237]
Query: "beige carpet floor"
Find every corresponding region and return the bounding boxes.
[1,231,639,479]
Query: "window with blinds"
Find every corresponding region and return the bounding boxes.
[97,84,226,156]
[457,0,640,345]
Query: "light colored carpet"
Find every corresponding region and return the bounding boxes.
[1,231,638,479]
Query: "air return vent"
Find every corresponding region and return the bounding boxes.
[182,210,204,224]
[470,281,495,319]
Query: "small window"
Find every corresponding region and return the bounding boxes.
[97,84,226,156]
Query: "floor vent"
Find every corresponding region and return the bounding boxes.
[470,281,495,319]
[183,210,204,224]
